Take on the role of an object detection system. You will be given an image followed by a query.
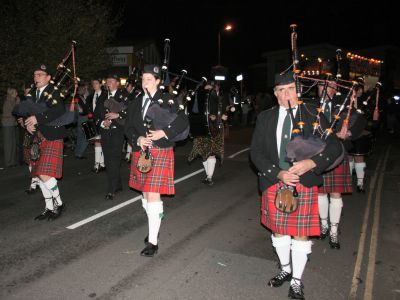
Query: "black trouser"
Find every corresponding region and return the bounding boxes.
[100,127,124,194]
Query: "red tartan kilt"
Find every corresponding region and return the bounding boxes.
[318,156,352,194]
[31,134,64,178]
[261,183,320,237]
[129,147,175,195]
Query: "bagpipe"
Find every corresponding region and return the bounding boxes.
[13,41,79,127]
[103,88,129,127]
[144,38,207,142]
[283,25,345,171]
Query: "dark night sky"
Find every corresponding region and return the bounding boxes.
[115,0,397,80]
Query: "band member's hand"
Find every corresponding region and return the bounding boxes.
[288,159,316,176]
[210,114,216,121]
[103,119,111,128]
[204,84,213,90]
[148,130,166,141]
[17,118,25,128]
[105,112,119,120]
[138,136,152,150]
[277,170,299,186]
[26,124,36,134]
[25,116,38,127]
[221,114,228,121]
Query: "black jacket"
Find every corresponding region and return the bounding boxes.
[93,89,128,131]
[124,89,189,151]
[330,96,368,150]
[87,89,107,116]
[250,103,343,192]
[34,84,67,140]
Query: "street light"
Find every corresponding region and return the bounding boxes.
[218,24,233,66]
[236,74,243,100]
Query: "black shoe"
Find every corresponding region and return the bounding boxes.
[202,177,208,184]
[317,225,329,240]
[47,208,62,221]
[105,193,114,200]
[329,233,341,249]
[357,185,365,193]
[140,243,158,257]
[98,166,106,172]
[268,270,292,287]
[205,178,214,186]
[34,209,52,220]
[25,187,38,195]
[92,166,100,173]
[125,157,131,163]
[288,280,305,299]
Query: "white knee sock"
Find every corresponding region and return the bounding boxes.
[141,197,147,213]
[206,157,216,179]
[349,158,355,174]
[329,197,343,235]
[147,201,163,245]
[291,240,312,284]
[99,146,105,167]
[126,144,132,159]
[318,194,329,227]
[94,146,102,166]
[31,177,40,189]
[271,235,292,273]
[44,177,62,206]
[39,180,54,210]
[202,161,208,176]
[355,162,366,185]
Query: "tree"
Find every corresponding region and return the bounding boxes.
[0,0,122,95]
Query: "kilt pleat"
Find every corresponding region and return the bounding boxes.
[130,146,175,195]
[261,183,320,237]
[31,133,64,178]
[318,156,352,194]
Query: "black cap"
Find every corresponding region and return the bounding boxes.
[33,64,52,76]
[106,73,120,81]
[143,64,161,77]
[274,71,295,87]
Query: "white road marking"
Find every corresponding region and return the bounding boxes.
[228,147,250,158]
[66,147,250,230]
[348,148,386,299]
[364,146,390,300]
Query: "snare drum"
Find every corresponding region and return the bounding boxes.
[348,131,374,156]
[81,120,100,141]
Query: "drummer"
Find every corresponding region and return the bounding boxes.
[88,78,107,173]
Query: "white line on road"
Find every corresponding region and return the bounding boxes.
[348,147,386,299]
[228,147,250,159]
[364,146,390,300]
[66,147,250,230]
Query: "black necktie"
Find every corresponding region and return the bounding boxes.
[141,97,150,119]
[279,109,291,170]
[36,89,40,102]
[323,103,331,123]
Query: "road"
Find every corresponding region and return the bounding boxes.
[0,126,399,299]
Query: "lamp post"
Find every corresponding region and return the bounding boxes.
[217,24,233,66]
